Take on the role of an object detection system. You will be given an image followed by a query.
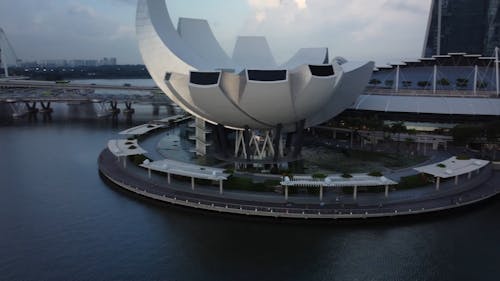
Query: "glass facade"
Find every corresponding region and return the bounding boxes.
[423,0,500,57]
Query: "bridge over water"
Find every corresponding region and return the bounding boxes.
[0,80,159,92]
[0,80,179,119]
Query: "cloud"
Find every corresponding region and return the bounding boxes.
[242,0,432,64]
[295,0,307,10]
[0,0,433,65]
[248,0,281,9]
[0,0,140,64]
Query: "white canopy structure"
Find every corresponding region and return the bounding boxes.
[108,139,148,168]
[415,157,490,190]
[140,159,230,194]
[119,123,165,136]
[107,139,147,157]
[281,174,398,201]
[415,157,489,178]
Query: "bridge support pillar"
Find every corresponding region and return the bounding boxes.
[123,101,135,114]
[25,102,38,114]
[40,102,53,113]
[108,100,120,114]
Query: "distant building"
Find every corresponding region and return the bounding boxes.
[69,60,85,67]
[423,0,500,57]
[85,60,98,67]
[99,57,117,66]
[39,59,68,67]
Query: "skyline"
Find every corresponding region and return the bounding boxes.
[0,0,431,66]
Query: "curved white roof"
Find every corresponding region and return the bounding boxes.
[137,0,374,131]
[290,65,339,120]
[232,36,277,70]
[177,18,235,71]
[307,61,375,127]
[354,94,500,116]
[188,77,269,128]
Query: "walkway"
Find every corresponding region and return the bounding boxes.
[98,149,500,219]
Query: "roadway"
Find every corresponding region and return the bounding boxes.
[0,79,159,91]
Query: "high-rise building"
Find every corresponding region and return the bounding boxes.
[423,0,500,57]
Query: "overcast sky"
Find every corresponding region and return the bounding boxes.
[0,0,432,66]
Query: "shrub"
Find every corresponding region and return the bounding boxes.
[456,78,469,88]
[436,163,446,168]
[417,81,431,88]
[438,78,450,86]
[368,171,383,177]
[223,168,234,175]
[369,79,382,86]
[312,173,327,179]
[342,173,353,179]
[129,154,151,166]
[397,174,431,190]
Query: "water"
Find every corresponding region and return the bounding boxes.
[2,81,500,280]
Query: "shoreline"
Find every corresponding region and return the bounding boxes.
[98,148,500,220]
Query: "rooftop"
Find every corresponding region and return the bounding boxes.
[281,174,398,188]
[107,139,147,157]
[119,123,165,136]
[415,157,489,178]
[140,159,230,181]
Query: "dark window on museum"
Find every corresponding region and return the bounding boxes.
[164,72,172,81]
[309,65,335,77]
[190,72,220,85]
[248,70,287,81]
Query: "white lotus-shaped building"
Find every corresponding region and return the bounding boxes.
[136,0,374,134]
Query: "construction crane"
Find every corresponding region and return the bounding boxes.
[0,28,19,78]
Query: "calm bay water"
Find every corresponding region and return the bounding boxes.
[1,80,500,280]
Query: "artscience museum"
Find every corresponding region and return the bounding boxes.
[136,0,374,162]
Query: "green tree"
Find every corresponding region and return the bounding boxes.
[437,78,450,87]
[369,79,382,86]
[417,81,431,88]
[451,124,482,145]
[390,122,407,153]
[456,78,469,89]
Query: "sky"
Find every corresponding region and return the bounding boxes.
[0,0,432,66]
